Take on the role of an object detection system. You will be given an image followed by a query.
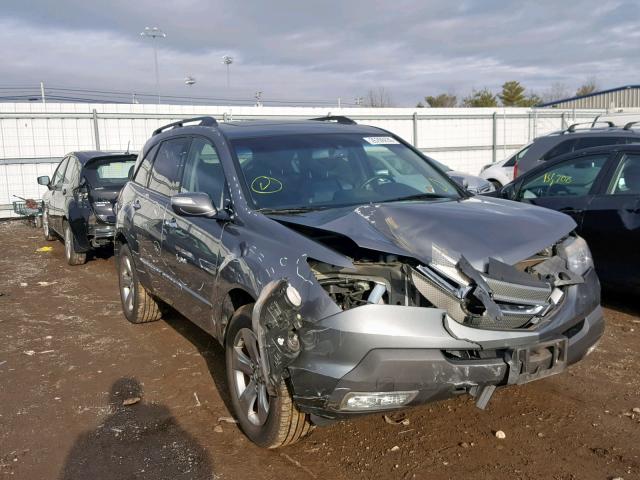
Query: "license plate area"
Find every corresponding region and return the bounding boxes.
[506,338,568,385]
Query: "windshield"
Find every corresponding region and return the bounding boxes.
[232,133,461,211]
[83,158,136,188]
[430,158,453,172]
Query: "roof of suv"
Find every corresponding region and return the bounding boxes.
[72,151,137,165]
[149,116,389,143]
[538,124,640,141]
[216,119,385,140]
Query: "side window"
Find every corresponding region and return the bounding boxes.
[574,136,626,150]
[51,157,70,188]
[505,143,532,167]
[542,139,578,160]
[148,138,190,196]
[64,158,80,186]
[133,144,159,187]
[520,154,608,199]
[180,137,224,206]
[608,154,640,195]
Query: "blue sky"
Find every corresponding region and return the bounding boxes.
[1,0,638,105]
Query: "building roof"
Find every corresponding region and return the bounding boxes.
[538,85,640,108]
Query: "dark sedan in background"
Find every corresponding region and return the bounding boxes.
[37,151,136,265]
[495,143,640,292]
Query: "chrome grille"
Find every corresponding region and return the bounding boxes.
[412,265,556,330]
[483,277,551,305]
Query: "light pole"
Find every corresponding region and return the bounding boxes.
[222,55,233,88]
[184,75,196,105]
[140,26,166,104]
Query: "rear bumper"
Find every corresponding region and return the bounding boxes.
[289,269,603,419]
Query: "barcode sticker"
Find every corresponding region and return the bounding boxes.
[363,136,399,145]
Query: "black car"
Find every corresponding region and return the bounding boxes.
[497,143,640,292]
[37,151,137,265]
[512,121,640,177]
[115,116,603,448]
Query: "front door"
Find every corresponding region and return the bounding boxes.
[160,136,226,332]
[580,152,640,290]
[517,153,610,229]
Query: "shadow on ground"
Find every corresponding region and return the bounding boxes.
[59,377,214,480]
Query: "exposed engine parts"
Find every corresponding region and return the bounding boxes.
[309,238,585,331]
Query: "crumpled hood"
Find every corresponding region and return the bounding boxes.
[272,196,576,270]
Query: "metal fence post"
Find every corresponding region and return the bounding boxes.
[412,112,418,148]
[561,112,566,130]
[492,112,497,163]
[92,109,100,150]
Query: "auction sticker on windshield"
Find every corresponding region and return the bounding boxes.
[363,136,399,145]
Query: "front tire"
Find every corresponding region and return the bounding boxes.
[64,221,86,265]
[489,179,503,189]
[225,304,312,448]
[117,243,163,324]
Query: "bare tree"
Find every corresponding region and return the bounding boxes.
[542,82,571,103]
[364,87,394,107]
[576,77,599,97]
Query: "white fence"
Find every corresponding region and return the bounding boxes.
[0,103,602,217]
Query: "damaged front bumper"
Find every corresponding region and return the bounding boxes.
[282,268,603,419]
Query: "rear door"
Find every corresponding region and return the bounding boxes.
[143,137,191,302]
[580,152,640,290]
[160,136,226,331]
[517,153,610,227]
[48,156,70,234]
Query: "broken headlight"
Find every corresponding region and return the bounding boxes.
[558,236,593,276]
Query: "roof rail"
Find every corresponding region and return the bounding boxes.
[309,115,357,125]
[565,121,615,133]
[152,116,218,136]
[623,121,640,130]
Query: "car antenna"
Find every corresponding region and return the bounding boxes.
[125,140,130,155]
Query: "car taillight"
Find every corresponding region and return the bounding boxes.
[513,163,518,179]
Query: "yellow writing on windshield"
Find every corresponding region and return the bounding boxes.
[251,176,283,194]
[542,172,572,186]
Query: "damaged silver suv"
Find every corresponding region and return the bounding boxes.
[115,116,604,448]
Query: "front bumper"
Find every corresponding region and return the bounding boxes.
[289,268,603,419]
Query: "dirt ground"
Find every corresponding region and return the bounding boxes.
[0,220,639,480]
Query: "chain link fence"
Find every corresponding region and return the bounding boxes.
[0,103,602,217]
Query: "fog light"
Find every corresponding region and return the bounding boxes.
[340,391,418,411]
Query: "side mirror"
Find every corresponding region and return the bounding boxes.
[171,192,218,218]
[37,175,51,189]
[500,183,519,200]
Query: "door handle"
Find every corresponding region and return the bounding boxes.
[132,199,141,210]
[164,217,177,229]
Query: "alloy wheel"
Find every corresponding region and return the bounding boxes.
[232,328,270,426]
[120,255,135,314]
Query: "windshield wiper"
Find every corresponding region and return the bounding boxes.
[378,193,453,203]
[258,206,329,215]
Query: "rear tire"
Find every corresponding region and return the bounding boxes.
[117,243,163,324]
[43,212,56,241]
[489,179,503,189]
[225,304,312,448]
[64,221,87,266]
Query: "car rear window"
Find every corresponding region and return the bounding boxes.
[84,157,136,188]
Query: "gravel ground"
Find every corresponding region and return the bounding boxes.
[1,220,639,480]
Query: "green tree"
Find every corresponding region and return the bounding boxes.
[462,88,498,107]
[519,93,542,107]
[576,79,598,97]
[499,81,526,106]
[425,93,457,108]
